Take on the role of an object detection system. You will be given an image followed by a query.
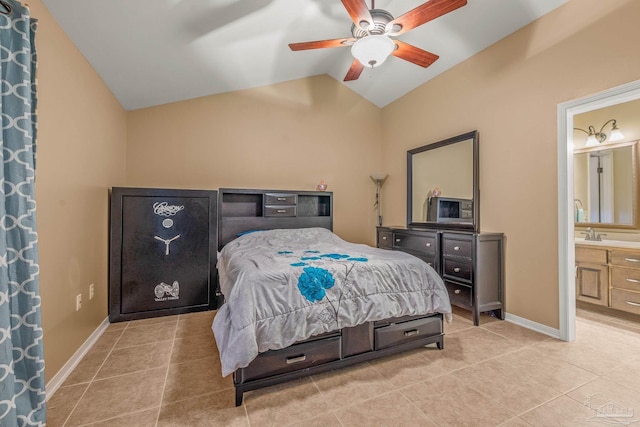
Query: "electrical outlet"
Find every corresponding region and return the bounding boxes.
[89,283,94,300]
[76,294,82,311]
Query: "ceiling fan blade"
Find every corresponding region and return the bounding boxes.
[344,59,365,81]
[341,0,374,30]
[392,40,439,68]
[289,38,355,51]
[387,0,467,36]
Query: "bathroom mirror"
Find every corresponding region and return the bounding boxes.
[573,140,640,229]
[407,130,479,232]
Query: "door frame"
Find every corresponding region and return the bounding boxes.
[557,79,640,341]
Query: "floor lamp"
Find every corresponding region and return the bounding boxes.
[370,173,388,226]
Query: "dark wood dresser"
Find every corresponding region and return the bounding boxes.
[378,226,504,325]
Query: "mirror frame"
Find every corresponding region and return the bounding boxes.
[407,130,480,232]
[573,139,640,230]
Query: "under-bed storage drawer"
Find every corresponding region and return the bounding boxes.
[374,316,442,350]
[236,336,341,383]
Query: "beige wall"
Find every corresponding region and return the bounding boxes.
[31,0,127,378]
[126,75,383,244]
[381,0,640,329]
[32,0,640,383]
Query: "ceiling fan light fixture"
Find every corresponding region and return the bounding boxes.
[351,35,395,69]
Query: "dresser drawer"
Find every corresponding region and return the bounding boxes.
[610,289,640,316]
[442,234,473,259]
[238,335,341,382]
[374,316,442,350]
[264,205,297,217]
[377,230,393,249]
[611,267,640,292]
[415,254,438,272]
[264,193,297,205]
[393,232,437,256]
[445,280,472,306]
[442,258,472,282]
[610,250,640,268]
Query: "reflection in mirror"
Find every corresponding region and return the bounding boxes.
[574,140,639,228]
[407,130,479,232]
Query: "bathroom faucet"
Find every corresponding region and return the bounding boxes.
[581,227,606,241]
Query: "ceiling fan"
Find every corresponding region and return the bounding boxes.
[289,0,467,81]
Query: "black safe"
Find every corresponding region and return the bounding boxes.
[109,187,218,322]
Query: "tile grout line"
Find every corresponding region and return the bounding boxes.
[60,324,129,427]
[154,315,181,427]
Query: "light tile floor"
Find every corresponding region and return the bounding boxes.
[46,304,640,426]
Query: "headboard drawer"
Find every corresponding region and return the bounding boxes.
[265,193,297,205]
[264,205,297,217]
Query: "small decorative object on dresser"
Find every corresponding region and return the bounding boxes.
[316,180,328,191]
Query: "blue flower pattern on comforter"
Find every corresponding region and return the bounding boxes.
[278,249,369,326]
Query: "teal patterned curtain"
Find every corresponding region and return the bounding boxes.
[0,0,45,426]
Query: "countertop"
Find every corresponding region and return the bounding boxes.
[575,239,640,250]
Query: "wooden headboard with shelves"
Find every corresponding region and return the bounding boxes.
[217,188,333,250]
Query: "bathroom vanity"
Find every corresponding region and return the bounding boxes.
[576,240,640,315]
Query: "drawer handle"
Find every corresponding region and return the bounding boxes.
[404,329,419,337]
[626,278,640,283]
[382,236,387,240]
[454,246,460,251]
[625,301,640,307]
[277,197,286,201]
[396,238,401,243]
[453,267,461,273]
[427,262,432,266]
[277,209,287,213]
[426,243,431,247]
[286,355,307,364]
[454,289,461,294]
[625,258,640,263]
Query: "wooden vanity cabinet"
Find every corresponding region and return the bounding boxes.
[378,227,504,325]
[610,249,640,315]
[575,246,609,306]
[575,245,640,315]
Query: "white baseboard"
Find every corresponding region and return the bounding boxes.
[45,316,110,400]
[504,312,561,340]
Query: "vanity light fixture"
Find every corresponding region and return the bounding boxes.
[574,119,625,147]
[370,172,389,226]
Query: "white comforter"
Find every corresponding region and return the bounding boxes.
[212,227,451,376]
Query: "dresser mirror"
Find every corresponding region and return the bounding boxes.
[407,130,479,232]
[573,140,639,229]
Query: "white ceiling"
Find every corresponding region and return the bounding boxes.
[41,0,567,111]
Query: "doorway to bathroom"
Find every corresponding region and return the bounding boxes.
[558,79,640,341]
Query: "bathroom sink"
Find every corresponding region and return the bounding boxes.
[575,239,640,249]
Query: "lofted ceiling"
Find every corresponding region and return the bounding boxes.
[41,0,567,111]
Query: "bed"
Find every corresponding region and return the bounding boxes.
[213,226,452,406]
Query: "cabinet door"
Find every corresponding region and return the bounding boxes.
[575,262,609,306]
